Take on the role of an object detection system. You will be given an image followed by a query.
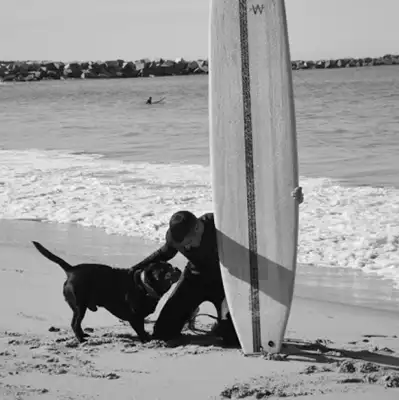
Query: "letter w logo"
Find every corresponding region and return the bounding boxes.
[250,4,265,15]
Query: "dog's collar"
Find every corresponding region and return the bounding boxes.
[139,270,161,300]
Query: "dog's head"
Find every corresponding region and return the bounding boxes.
[139,261,181,299]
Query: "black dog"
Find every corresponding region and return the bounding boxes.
[32,241,181,343]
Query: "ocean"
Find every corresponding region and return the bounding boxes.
[1,66,399,298]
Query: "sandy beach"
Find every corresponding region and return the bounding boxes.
[0,219,399,400]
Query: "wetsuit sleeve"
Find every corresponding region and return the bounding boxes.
[133,242,178,267]
[199,212,214,224]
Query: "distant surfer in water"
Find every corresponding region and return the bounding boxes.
[146,96,166,105]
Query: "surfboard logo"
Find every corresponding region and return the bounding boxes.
[249,4,264,14]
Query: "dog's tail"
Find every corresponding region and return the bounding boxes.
[32,241,73,274]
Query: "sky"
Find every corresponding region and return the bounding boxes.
[1,0,398,62]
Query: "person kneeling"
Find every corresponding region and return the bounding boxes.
[132,210,239,346]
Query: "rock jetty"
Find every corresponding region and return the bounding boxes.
[0,58,208,83]
[1,54,398,83]
[291,54,399,70]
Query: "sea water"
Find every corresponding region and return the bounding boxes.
[1,66,399,291]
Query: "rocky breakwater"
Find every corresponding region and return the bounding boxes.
[1,54,399,82]
[292,54,399,70]
[0,58,208,82]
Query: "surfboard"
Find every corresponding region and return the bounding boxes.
[146,97,166,105]
[152,97,166,104]
[209,0,299,354]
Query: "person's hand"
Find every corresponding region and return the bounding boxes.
[291,186,303,204]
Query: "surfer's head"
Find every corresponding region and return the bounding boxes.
[167,210,204,249]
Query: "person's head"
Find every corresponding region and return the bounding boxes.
[167,210,204,249]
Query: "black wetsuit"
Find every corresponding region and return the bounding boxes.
[134,213,233,341]
[135,213,219,275]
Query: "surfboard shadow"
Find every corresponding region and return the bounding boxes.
[216,229,296,309]
[282,338,399,370]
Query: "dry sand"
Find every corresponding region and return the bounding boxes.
[1,219,399,399]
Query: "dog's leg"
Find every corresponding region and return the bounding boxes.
[187,307,200,330]
[71,305,88,342]
[127,317,150,343]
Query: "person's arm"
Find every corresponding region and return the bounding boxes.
[133,242,178,268]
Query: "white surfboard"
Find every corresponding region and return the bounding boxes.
[209,0,299,354]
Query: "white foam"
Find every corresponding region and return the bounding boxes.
[1,149,399,287]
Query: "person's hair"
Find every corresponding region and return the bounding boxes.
[168,211,197,243]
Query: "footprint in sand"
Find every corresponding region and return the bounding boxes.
[362,334,397,338]
[17,312,46,321]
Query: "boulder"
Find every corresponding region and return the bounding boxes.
[293,60,307,70]
[22,74,36,82]
[196,59,208,73]
[7,62,23,74]
[81,70,100,79]
[43,62,62,71]
[97,73,113,79]
[0,64,7,77]
[160,60,180,75]
[33,70,42,79]
[20,63,31,76]
[329,59,339,68]
[349,59,358,67]
[175,58,189,73]
[121,61,138,77]
[134,61,146,76]
[87,62,104,73]
[104,60,124,76]
[46,70,61,79]
[79,62,90,70]
[153,57,164,65]
[187,60,199,72]
[105,60,120,68]
[27,61,42,71]
[2,74,16,82]
[63,63,83,78]
[145,61,164,77]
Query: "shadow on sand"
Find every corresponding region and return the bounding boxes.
[157,331,399,371]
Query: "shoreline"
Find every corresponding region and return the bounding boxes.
[2,218,399,314]
[1,218,399,399]
[1,53,399,83]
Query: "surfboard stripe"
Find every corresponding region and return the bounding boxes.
[238,0,261,353]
